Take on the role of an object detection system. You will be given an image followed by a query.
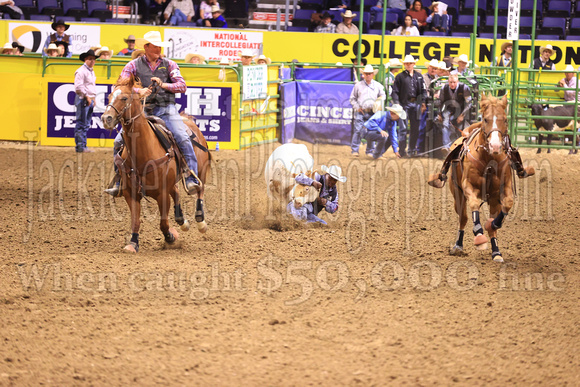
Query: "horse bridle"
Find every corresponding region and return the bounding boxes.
[105,88,143,130]
[480,114,509,154]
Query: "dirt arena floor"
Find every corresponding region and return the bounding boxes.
[0,141,578,385]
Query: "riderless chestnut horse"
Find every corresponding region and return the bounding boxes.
[101,75,211,252]
[444,94,527,262]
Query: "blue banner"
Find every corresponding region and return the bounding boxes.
[294,68,353,82]
[295,82,354,145]
[280,82,296,144]
[46,82,233,143]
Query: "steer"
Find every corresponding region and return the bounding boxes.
[531,104,580,154]
[264,143,320,209]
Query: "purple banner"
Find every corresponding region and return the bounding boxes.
[280,82,296,144]
[294,68,353,82]
[46,82,233,143]
[295,82,354,145]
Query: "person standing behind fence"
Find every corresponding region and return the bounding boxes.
[385,57,402,102]
[74,49,99,153]
[392,54,426,157]
[533,44,556,70]
[438,73,472,152]
[417,59,439,154]
[557,65,580,102]
[350,64,386,157]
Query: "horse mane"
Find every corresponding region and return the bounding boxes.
[115,74,143,89]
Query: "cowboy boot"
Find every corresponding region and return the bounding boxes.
[104,173,121,197]
[510,147,535,178]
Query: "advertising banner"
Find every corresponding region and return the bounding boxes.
[43,81,236,147]
[294,67,353,82]
[280,81,296,143]
[9,22,101,55]
[295,82,353,145]
[163,29,264,62]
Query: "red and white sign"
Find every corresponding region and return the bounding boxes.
[253,12,293,22]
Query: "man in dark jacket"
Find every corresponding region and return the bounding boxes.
[437,73,472,150]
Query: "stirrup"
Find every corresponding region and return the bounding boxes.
[104,183,121,197]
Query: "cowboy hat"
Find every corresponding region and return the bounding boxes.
[219,57,230,65]
[540,44,554,55]
[362,64,376,73]
[428,1,442,10]
[500,41,512,53]
[238,48,255,58]
[51,20,70,31]
[341,10,356,18]
[136,31,170,48]
[425,58,439,68]
[386,58,402,67]
[131,49,145,60]
[210,4,224,13]
[564,64,576,72]
[44,43,59,53]
[2,42,14,53]
[320,11,334,19]
[373,98,384,113]
[455,54,471,64]
[256,54,271,64]
[386,104,407,120]
[79,49,100,61]
[402,54,417,63]
[185,52,206,63]
[438,61,451,71]
[336,61,343,66]
[96,46,114,56]
[124,34,136,43]
[12,42,25,54]
[321,165,347,183]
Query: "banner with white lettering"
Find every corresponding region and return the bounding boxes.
[163,29,263,62]
[46,82,233,143]
[9,22,101,55]
[295,82,354,145]
[280,82,296,143]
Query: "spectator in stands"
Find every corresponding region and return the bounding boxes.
[198,0,218,25]
[407,0,428,32]
[74,49,99,153]
[533,45,556,70]
[363,104,403,159]
[497,42,512,68]
[164,0,196,25]
[205,5,228,27]
[0,0,23,19]
[374,0,409,24]
[256,54,271,65]
[44,43,59,57]
[185,53,206,64]
[11,42,24,56]
[385,57,402,100]
[451,54,474,77]
[336,10,359,34]
[239,49,254,65]
[392,54,427,157]
[392,15,420,36]
[438,73,472,152]
[437,58,452,77]
[349,64,386,157]
[2,43,16,55]
[43,20,72,58]
[218,57,230,81]
[557,65,580,102]
[315,12,336,33]
[427,1,448,32]
[118,35,136,57]
[131,49,145,60]
[417,58,439,154]
[351,57,366,81]
[96,46,114,60]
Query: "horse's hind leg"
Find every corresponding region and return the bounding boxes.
[123,194,141,253]
[195,187,207,233]
[171,185,190,231]
[450,184,468,256]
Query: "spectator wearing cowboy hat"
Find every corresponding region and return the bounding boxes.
[238,49,254,65]
[1,42,16,55]
[427,1,448,32]
[293,164,347,224]
[163,0,195,25]
[74,49,100,153]
[256,54,271,65]
[205,4,228,27]
[557,65,580,102]
[118,35,136,56]
[315,12,336,33]
[417,58,440,154]
[392,54,427,157]
[497,42,513,68]
[533,44,556,70]
[198,0,219,25]
[451,54,474,77]
[106,31,201,196]
[96,46,114,60]
[131,49,145,60]
[350,64,386,157]
[363,104,403,159]
[43,20,72,58]
[185,53,206,64]
[385,57,402,100]
[44,43,59,57]
[336,10,359,34]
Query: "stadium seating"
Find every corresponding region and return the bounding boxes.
[29,14,52,20]
[519,16,535,35]
[451,32,471,37]
[482,15,507,36]
[454,14,478,33]
[287,26,308,32]
[423,31,446,37]
[540,17,567,37]
[370,12,397,31]
[298,0,323,12]
[81,17,102,22]
[38,0,64,16]
[462,0,486,18]
[63,0,89,20]
[536,34,562,41]
[87,0,112,21]
[569,17,580,36]
[479,32,501,39]
[547,1,571,18]
[292,9,314,28]
[14,0,37,18]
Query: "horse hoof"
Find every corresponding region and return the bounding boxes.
[449,245,465,256]
[197,221,208,233]
[474,234,488,246]
[180,219,190,231]
[493,254,504,263]
[169,227,179,240]
[536,149,541,154]
[124,243,138,253]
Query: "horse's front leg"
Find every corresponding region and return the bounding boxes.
[195,186,207,233]
[158,193,179,245]
[123,193,141,253]
[462,176,488,250]
[484,169,514,262]
[171,184,190,231]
